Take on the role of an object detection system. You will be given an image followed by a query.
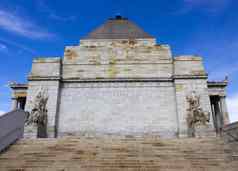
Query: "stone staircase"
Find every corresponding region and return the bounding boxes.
[0,137,237,171]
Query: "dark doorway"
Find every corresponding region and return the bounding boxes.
[210,96,224,135]
[18,97,26,110]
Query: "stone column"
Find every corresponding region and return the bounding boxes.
[214,100,223,135]
[11,98,18,110]
[220,96,230,125]
[211,103,217,131]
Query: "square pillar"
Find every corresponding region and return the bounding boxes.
[11,98,18,110]
[220,96,230,125]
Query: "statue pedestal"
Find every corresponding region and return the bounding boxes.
[195,124,209,138]
[24,125,37,139]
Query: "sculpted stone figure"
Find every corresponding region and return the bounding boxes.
[186,91,210,137]
[26,89,48,138]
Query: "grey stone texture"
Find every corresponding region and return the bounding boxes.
[21,38,226,139]
[11,17,229,138]
[174,79,214,137]
[25,80,60,138]
[58,82,178,138]
[63,39,173,80]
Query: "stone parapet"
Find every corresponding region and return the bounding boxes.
[79,38,157,47]
[208,80,228,97]
[223,122,238,142]
[61,41,173,80]
[63,41,172,64]
[28,57,62,81]
[33,57,61,63]
[174,55,207,76]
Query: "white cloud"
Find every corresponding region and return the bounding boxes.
[227,93,238,122]
[0,110,6,116]
[0,9,54,39]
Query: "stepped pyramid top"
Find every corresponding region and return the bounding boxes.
[83,15,154,40]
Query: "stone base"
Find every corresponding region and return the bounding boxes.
[24,125,55,139]
[24,125,37,139]
[195,124,216,138]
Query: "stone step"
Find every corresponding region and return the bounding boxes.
[0,137,236,170]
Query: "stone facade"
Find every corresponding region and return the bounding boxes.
[58,82,178,138]
[10,16,229,138]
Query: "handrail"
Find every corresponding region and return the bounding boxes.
[226,132,238,142]
[0,110,26,152]
[223,122,238,143]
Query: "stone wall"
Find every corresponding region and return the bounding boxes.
[24,81,61,138]
[174,56,214,137]
[29,58,61,79]
[23,39,220,138]
[174,79,214,137]
[58,81,178,138]
[63,40,173,80]
[62,63,173,80]
[174,56,206,76]
[24,58,62,138]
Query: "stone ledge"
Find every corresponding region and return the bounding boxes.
[9,83,28,89]
[208,81,228,87]
[62,60,173,65]
[173,75,208,79]
[28,76,61,81]
[174,55,202,61]
[33,57,61,63]
[27,76,211,82]
[62,77,174,83]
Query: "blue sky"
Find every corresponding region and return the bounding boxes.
[0,0,237,121]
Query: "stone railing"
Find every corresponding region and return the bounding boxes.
[0,110,26,152]
[223,122,238,143]
[223,122,238,160]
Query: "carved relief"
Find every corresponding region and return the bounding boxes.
[64,49,78,60]
[26,88,48,138]
[186,91,210,137]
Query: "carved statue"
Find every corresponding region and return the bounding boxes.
[186,91,210,137]
[26,89,48,138]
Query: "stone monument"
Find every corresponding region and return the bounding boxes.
[10,15,230,138]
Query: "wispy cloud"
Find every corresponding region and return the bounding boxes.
[178,0,231,14]
[0,43,8,52]
[0,9,54,39]
[0,37,36,55]
[37,0,76,22]
[227,93,238,122]
[49,13,76,22]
